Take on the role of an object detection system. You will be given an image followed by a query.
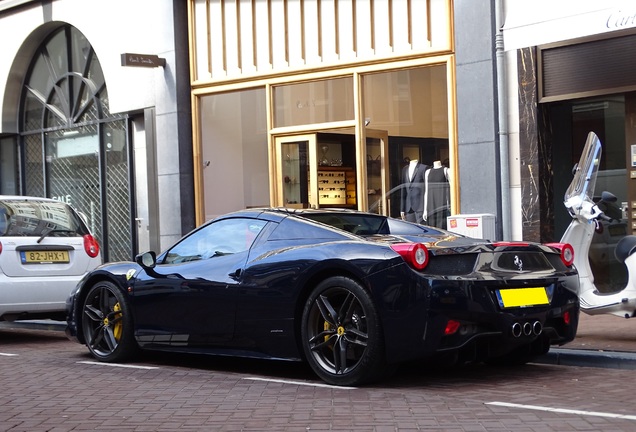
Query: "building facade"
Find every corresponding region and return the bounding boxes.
[3,0,630,295]
[0,0,194,261]
[0,0,516,264]
[503,0,636,291]
[188,0,462,229]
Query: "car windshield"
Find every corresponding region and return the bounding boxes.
[564,131,602,204]
[163,218,267,264]
[0,199,88,237]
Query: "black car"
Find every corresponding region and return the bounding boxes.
[66,208,579,386]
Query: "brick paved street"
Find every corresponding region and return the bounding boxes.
[1,326,636,431]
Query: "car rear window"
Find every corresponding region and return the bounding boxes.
[269,217,352,240]
[386,218,449,236]
[0,199,88,237]
[298,213,390,235]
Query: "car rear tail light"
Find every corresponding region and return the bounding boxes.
[0,241,2,255]
[83,234,100,258]
[390,243,429,270]
[444,319,461,335]
[563,310,571,325]
[545,242,574,267]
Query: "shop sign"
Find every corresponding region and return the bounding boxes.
[120,53,166,68]
[606,8,636,30]
[504,2,636,51]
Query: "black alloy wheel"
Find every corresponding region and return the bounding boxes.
[301,276,387,386]
[81,281,137,362]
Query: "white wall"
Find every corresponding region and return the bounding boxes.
[0,0,183,251]
[503,0,636,51]
[0,0,177,127]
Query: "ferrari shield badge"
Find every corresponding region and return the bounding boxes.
[126,269,136,280]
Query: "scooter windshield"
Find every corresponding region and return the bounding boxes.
[564,131,602,204]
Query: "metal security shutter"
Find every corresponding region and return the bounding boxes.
[539,32,636,102]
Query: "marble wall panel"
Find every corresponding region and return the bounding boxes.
[517,47,553,243]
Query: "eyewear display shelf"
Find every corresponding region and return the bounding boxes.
[317,167,356,208]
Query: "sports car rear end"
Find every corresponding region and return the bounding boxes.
[298,210,579,366]
[412,241,579,364]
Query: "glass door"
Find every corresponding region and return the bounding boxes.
[274,134,319,209]
[365,129,389,215]
[274,131,388,212]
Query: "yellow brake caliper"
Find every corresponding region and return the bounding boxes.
[324,321,333,343]
[112,302,122,341]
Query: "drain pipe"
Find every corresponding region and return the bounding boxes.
[495,0,512,240]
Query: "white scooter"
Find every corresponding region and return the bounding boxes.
[561,131,636,318]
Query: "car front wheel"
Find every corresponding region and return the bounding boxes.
[81,281,138,362]
[301,276,387,386]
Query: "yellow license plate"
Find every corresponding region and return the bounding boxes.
[21,250,70,264]
[498,287,549,308]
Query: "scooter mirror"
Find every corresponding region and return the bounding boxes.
[571,162,578,176]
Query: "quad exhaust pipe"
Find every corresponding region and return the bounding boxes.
[511,320,542,337]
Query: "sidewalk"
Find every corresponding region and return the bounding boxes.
[566,312,636,353]
[536,311,636,369]
[0,319,66,332]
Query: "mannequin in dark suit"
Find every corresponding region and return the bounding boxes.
[400,159,428,224]
[424,160,450,229]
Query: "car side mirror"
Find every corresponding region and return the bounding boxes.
[135,251,157,269]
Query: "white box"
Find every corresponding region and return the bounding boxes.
[446,214,496,239]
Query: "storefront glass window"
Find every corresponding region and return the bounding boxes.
[273,77,354,127]
[0,137,17,194]
[199,64,451,223]
[104,120,131,260]
[550,95,628,293]
[45,126,101,238]
[200,88,269,221]
[362,65,449,226]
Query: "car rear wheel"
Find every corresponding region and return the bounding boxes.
[301,276,387,386]
[81,281,137,362]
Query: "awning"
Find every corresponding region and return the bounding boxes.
[502,0,636,51]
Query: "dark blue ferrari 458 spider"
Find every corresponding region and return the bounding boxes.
[66,208,579,386]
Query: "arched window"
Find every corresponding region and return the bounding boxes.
[19,25,133,262]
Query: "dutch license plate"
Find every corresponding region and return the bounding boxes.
[497,287,549,308]
[21,250,70,264]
